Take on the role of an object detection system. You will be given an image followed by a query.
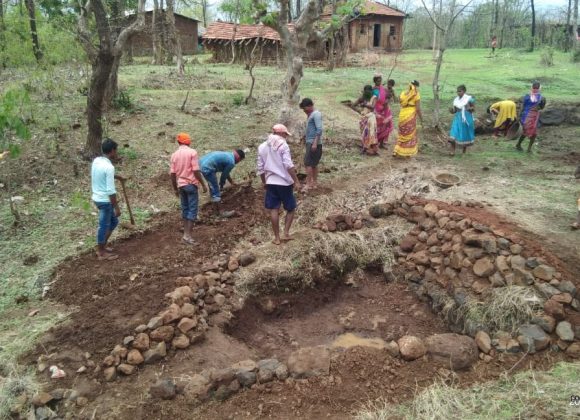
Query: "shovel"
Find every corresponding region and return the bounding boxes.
[120,179,136,229]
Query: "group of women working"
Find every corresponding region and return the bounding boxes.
[353,76,545,157]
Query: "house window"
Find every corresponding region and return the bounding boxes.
[360,24,366,34]
[390,25,396,36]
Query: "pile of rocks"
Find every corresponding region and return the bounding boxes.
[313,212,371,232]
[371,198,580,357]
[98,252,257,382]
[149,345,331,403]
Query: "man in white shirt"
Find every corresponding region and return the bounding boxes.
[91,138,125,260]
[257,124,300,245]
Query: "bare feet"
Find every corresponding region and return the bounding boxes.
[281,235,294,242]
[105,246,114,252]
[571,222,579,230]
[272,238,281,245]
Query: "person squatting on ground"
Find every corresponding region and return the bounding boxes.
[199,149,245,214]
[516,81,546,153]
[257,124,300,245]
[449,84,476,155]
[91,138,126,261]
[487,100,516,137]
[299,97,323,192]
[170,132,207,245]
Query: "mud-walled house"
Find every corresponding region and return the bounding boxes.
[127,11,200,56]
[343,1,406,52]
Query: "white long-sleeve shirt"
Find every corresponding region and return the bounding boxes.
[256,134,295,186]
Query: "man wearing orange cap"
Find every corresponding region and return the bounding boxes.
[257,124,300,245]
[170,133,207,245]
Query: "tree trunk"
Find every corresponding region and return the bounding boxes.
[152,0,164,64]
[499,0,508,48]
[572,0,579,52]
[166,0,183,74]
[529,0,535,51]
[432,45,444,128]
[103,55,121,107]
[25,0,42,62]
[296,0,301,18]
[431,0,437,58]
[86,54,115,158]
[230,0,240,64]
[202,0,208,28]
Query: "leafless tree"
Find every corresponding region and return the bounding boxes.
[77,0,145,158]
[420,0,474,128]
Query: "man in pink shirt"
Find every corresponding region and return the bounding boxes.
[257,124,300,245]
[170,132,207,245]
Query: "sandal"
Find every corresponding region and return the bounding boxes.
[182,237,197,245]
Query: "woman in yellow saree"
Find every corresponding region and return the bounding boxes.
[394,80,423,157]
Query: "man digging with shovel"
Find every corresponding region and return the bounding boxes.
[91,138,126,261]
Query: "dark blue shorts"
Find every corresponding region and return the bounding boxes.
[265,184,297,211]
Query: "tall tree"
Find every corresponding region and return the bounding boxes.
[77,0,145,158]
[565,0,572,51]
[529,0,535,51]
[152,0,165,64]
[573,0,579,54]
[421,0,474,128]
[166,0,184,74]
[25,0,42,61]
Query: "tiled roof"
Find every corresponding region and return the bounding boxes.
[322,1,406,18]
[203,21,293,41]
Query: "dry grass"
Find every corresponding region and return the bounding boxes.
[0,364,40,418]
[460,286,544,334]
[236,227,398,297]
[355,361,580,420]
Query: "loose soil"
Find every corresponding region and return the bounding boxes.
[35,184,263,363]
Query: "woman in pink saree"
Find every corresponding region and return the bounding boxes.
[372,74,394,148]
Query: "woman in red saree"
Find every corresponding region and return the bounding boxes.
[372,74,393,149]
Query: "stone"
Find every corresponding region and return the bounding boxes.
[464,247,484,261]
[117,363,136,375]
[450,252,464,270]
[132,333,150,351]
[287,346,331,378]
[544,299,566,321]
[566,343,580,358]
[32,392,53,406]
[231,359,257,372]
[531,315,556,333]
[397,336,426,361]
[181,303,196,318]
[227,257,239,272]
[424,203,438,216]
[214,294,226,306]
[517,324,550,352]
[425,333,478,370]
[147,316,163,330]
[533,265,555,281]
[275,364,289,380]
[135,324,148,333]
[513,268,535,286]
[552,293,573,304]
[123,336,134,346]
[161,304,182,325]
[103,367,117,382]
[112,345,128,359]
[472,279,491,294]
[557,280,577,297]
[497,238,510,250]
[510,255,526,270]
[144,341,167,364]
[495,256,510,273]
[239,252,256,267]
[236,371,257,387]
[426,233,439,246]
[214,385,234,402]
[489,272,506,287]
[183,374,211,402]
[525,258,540,269]
[409,205,427,223]
[127,349,144,365]
[475,331,492,354]
[473,258,495,277]
[386,340,400,357]
[150,326,175,342]
[103,355,117,367]
[257,359,281,383]
[172,335,190,349]
[535,283,562,299]
[437,217,450,228]
[572,299,580,311]
[510,244,523,255]
[556,321,574,342]
[417,231,428,242]
[165,286,193,303]
[35,407,56,420]
[177,317,197,334]
[150,379,176,400]
[211,368,236,387]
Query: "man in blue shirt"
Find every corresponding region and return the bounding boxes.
[91,138,126,260]
[299,98,323,192]
[199,149,245,212]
